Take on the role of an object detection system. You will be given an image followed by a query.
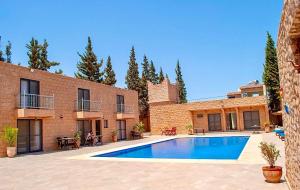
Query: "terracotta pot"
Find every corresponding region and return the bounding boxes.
[112,135,117,142]
[140,133,144,138]
[7,147,17,158]
[262,166,282,183]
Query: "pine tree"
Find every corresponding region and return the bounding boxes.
[103,56,117,86]
[141,55,150,80]
[55,69,63,74]
[158,67,165,83]
[26,38,40,69]
[165,73,169,81]
[263,32,281,112]
[149,60,159,84]
[40,40,60,70]
[5,41,12,63]
[75,37,103,82]
[125,46,140,91]
[175,60,187,103]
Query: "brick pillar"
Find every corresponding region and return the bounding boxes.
[221,109,226,131]
[235,107,241,131]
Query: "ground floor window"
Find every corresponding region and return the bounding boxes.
[208,114,222,131]
[77,120,92,145]
[243,111,260,130]
[116,120,126,140]
[17,119,42,154]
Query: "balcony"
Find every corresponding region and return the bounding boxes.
[17,93,55,118]
[74,100,103,119]
[115,104,135,119]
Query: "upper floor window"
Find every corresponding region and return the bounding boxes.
[116,95,124,113]
[78,88,90,111]
[20,79,40,108]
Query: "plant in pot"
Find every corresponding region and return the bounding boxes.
[264,122,271,133]
[259,142,282,183]
[112,130,118,142]
[134,122,145,138]
[185,124,193,135]
[1,125,18,158]
[74,131,81,148]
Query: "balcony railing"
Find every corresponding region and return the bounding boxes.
[116,104,134,114]
[75,99,102,112]
[18,93,54,109]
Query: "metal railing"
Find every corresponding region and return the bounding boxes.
[19,93,54,109]
[116,104,134,114]
[74,99,102,112]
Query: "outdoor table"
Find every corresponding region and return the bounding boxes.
[61,137,77,149]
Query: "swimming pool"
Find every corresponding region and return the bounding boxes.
[93,136,249,160]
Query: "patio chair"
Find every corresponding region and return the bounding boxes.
[165,127,176,136]
[56,137,63,149]
[131,131,140,139]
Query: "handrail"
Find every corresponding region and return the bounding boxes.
[115,104,134,114]
[74,99,102,112]
[18,93,54,109]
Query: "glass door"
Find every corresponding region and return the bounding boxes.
[77,120,92,145]
[117,120,126,140]
[20,79,40,108]
[78,88,90,111]
[17,120,42,154]
[208,114,222,131]
[116,95,124,113]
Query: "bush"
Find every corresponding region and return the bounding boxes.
[2,125,18,147]
[259,142,280,168]
[134,122,145,133]
[74,131,81,141]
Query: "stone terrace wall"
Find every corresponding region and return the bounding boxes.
[277,0,300,189]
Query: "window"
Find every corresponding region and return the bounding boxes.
[243,111,260,130]
[20,79,40,108]
[78,88,90,111]
[208,114,222,131]
[104,120,108,128]
[116,95,125,113]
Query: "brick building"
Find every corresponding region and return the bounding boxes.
[148,79,269,135]
[0,61,139,157]
[277,0,300,189]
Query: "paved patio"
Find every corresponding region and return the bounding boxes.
[0,132,288,190]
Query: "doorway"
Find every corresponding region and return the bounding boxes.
[208,114,222,131]
[116,120,126,140]
[226,112,237,130]
[17,119,42,154]
[77,120,92,145]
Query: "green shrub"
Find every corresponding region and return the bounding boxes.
[2,125,18,147]
[134,122,145,133]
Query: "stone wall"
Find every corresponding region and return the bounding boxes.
[0,61,139,157]
[277,0,300,189]
[148,79,178,104]
[150,96,269,135]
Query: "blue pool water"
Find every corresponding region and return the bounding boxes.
[93,136,249,160]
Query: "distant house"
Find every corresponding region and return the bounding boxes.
[148,79,269,134]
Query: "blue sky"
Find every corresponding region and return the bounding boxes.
[0,0,283,100]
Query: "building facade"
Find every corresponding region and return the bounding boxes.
[148,79,269,134]
[277,0,300,189]
[0,61,139,157]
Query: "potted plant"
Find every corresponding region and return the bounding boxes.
[264,122,271,133]
[74,131,81,148]
[259,142,282,183]
[112,130,118,142]
[134,122,145,138]
[185,124,194,135]
[1,125,18,158]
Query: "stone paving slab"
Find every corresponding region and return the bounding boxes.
[0,133,288,190]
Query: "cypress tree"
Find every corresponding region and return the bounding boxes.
[158,67,165,83]
[103,56,117,86]
[0,36,4,61]
[5,41,12,63]
[149,60,159,84]
[26,38,40,69]
[125,46,140,91]
[75,37,103,82]
[165,73,169,81]
[175,60,187,103]
[262,32,281,112]
[55,69,63,74]
[139,75,148,117]
[40,40,60,71]
[141,55,150,80]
